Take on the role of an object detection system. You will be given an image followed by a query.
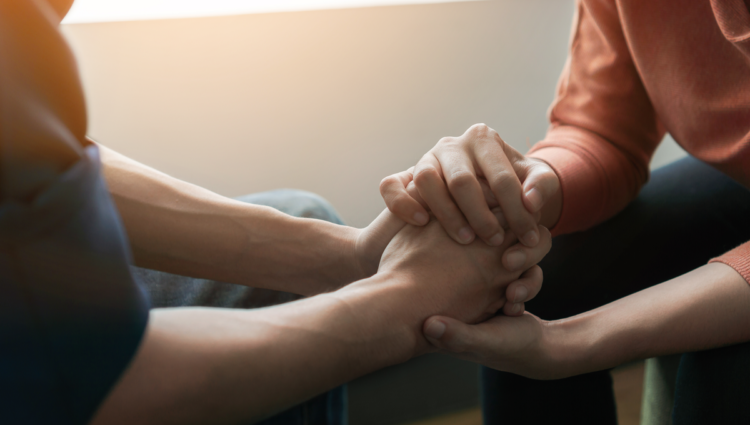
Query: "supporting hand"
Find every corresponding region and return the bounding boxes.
[424,263,750,381]
[423,310,565,380]
[364,217,551,353]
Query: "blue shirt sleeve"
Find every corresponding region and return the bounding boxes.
[0,2,150,424]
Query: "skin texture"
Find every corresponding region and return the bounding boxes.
[91,217,552,425]
[99,144,395,296]
[4,4,554,422]
[380,123,562,315]
[100,144,545,312]
[425,263,750,380]
[7,2,553,422]
[384,162,552,316]
[380,123,563,248]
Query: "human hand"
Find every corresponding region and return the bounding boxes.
[380,124,562,248]
[423,310,571,380]
[351,209,408,279]
[374,218,551,350]
[356,184,545,315]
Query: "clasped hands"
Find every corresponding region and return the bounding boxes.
[347,123,567,379]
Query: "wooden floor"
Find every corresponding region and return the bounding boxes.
[403,361,645,425]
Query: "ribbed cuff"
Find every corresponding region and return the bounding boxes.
[528,126,645,237]
[709,241,750,285]
[528,146,603,236]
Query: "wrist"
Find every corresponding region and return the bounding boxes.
[545,305,647,378]
[335,271,430,360]
[542,312,603,378]
[335,225,371,284]
[291,219,366,294]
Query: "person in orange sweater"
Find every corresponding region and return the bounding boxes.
[382,0,750,423]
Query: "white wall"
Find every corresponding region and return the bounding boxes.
[62,0,685,227]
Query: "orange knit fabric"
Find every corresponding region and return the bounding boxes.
[528,0,750,284]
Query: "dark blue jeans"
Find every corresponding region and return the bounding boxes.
[481,157,750,424]
[132,189,348,425]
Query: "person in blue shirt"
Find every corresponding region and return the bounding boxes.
[0,1,551,424]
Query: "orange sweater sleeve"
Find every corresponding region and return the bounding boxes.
[711,242,750,284]
[527,0,750,285]
[527,0,665,236]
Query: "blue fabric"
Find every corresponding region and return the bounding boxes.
[0,145,150,425]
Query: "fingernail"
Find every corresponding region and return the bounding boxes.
[522,230,539,247]
[425,320,446,339]
[525,188,543,212]
[488,233,504,246]
[514,286,528,302]
[509,303,521,315]
[458,227,475,244]
[505,250,527,271]
[413,212,428,225]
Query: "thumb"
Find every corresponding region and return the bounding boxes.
[521,159,560,215]
[363,208,407,248]
[423,316,487,354]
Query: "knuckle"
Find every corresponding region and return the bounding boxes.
[413,166,441,186]
[468,123,503,144]
[490,171,518,195]
[446,170,476,192]
[473,217,500,238]
[390,193,413,213]
[378,175,398,194]
[436,136,454,147]
[469,123,490,135]
[433,137,461,152]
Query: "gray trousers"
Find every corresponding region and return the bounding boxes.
[132,189,348,425]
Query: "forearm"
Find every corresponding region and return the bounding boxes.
[91,273,420,425]
[97,143,362,295]
[554,263,750,375]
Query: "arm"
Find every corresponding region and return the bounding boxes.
[97,143,390,296]
[424,263,750,380]
[381,0,666,243]
[525,0,665,235]
[91,217,553,425]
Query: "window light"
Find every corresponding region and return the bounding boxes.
[62,0,483,24]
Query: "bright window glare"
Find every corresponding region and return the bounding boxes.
[62,0,483,24]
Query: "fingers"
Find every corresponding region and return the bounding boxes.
[519,159,561,216]
[434,147,505,246]
[504,266,543,317]
[502,226,552,273]
[475,134,541,248]
[405,181,426,208]
[413,153,476,244]
[380,168,430,226]
[365,208,409,247]
[423,315,486,355]
[478,178,500,209]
